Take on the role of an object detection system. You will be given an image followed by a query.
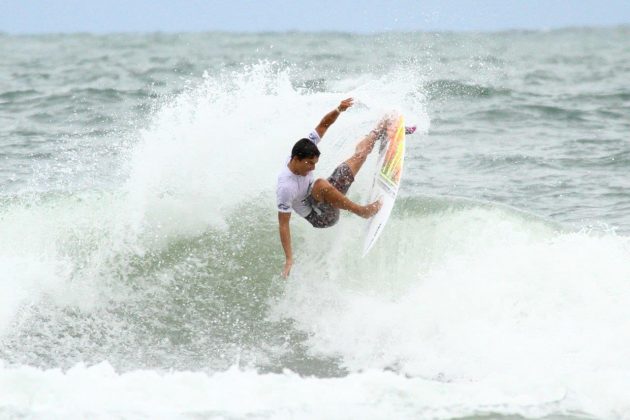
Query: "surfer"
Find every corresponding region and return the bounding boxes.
[277,98,387,278]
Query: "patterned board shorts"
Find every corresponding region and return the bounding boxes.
[304,162,355,228]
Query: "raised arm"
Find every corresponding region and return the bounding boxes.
[315,97,354,139]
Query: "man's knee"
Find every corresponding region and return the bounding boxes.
[312,178,330,192]
[311,178,331,201]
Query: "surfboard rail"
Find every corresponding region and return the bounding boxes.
[362,114,406,256]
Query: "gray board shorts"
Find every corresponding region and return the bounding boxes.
[304,162,355,228]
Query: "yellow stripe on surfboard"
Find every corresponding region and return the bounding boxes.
[379,115,405,188]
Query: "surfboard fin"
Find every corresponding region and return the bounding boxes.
[405,126,417,135]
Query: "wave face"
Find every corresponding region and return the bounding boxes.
[1,28,630,418]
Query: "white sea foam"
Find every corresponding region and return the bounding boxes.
[122,62,428,242]
[0,361,585,419]
[0,63,421,332]
[274,202,630,418]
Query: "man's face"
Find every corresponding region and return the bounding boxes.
[294,156,319,175]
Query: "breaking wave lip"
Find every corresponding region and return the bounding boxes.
[0,61,430,371]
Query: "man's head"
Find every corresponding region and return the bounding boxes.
[289,138,320,175]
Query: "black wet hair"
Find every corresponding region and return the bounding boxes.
[291,138,321,160]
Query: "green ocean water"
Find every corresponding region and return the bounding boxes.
[1,27,629,419]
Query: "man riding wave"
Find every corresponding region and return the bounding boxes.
[277,98,397,277]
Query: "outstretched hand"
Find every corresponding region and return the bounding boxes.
[338,97,354,112]
[281,259,293,279]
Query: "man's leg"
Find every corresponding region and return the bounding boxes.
[343,118,390,177]
[310,178,380,218]
[308,117,394,220]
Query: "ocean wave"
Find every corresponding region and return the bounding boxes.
[464,103,590,123]
[574,91,630,102]
[0,89,41,101]
[423,79,512,100]
[1,48,630,417]
[2,189,627,374]
[520,104,588,121]
[462,153,557,171]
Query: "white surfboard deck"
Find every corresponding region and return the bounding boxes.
[362,114,406,256]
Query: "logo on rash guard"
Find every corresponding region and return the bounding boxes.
[278,203,290,211]
[308,132,317,141]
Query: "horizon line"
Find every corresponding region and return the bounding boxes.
[1,23,628,37]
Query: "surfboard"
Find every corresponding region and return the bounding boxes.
[362,114,406,256]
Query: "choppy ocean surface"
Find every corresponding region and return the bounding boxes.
[1,27,629,419]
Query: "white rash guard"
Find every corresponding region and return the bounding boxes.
[276,130,321,218]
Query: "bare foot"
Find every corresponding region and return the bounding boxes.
[372,117,391,136]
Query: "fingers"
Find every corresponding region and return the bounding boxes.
[371,199,383,215]
[373,199,383,213]
[339,97,354,111]
[281,261,292,278]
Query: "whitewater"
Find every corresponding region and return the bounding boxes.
[1,29,630,419]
